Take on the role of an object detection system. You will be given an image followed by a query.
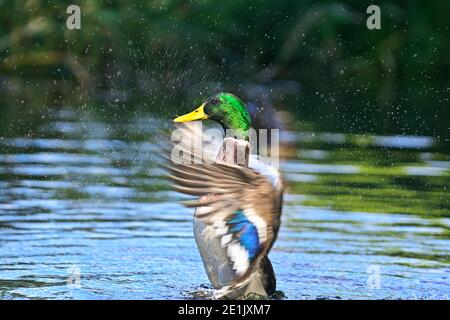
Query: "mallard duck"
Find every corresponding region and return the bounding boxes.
[168,92,284,298]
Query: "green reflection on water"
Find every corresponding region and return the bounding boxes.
[0,98,449,299]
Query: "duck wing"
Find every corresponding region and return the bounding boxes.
[167,160,283,294]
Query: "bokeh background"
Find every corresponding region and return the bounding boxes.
[1,0,449,137]
[0,1,449,299]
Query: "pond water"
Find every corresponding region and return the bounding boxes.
[0,105,449,299]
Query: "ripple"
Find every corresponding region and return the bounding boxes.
[0,112,448,300]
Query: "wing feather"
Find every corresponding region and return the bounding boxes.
[166,122,283,295]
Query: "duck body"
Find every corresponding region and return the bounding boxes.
[193,139,282,297]
[194,217,277,297]
[170,93,284,298]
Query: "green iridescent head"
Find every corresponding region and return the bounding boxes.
[174,92,252,135]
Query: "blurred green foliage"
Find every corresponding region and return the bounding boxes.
[0,0,449,138]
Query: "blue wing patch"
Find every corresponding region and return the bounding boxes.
[227,210,260,260]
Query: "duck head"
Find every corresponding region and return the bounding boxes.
[174,92,252,139]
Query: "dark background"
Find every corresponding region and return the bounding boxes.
[0,0,449,139]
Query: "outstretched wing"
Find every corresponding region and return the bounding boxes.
[167,161,281,288]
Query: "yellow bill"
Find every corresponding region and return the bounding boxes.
[173,104,208,123]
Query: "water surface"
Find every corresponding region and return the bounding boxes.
[0,105,449,299]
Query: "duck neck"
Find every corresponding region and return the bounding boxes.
[214,110,251,141]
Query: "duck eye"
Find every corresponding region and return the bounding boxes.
[210,97,220,105]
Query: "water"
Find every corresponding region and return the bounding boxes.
[0,105,449,299]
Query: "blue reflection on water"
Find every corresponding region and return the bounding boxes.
[0,107,449,300]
